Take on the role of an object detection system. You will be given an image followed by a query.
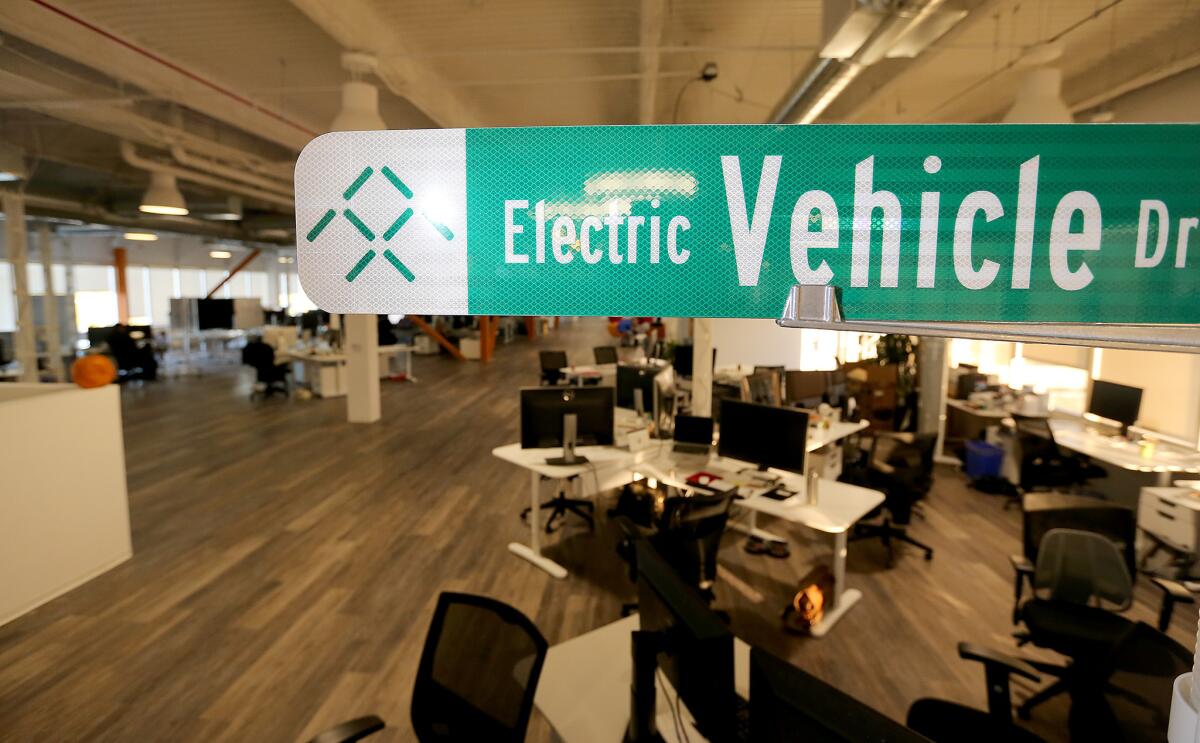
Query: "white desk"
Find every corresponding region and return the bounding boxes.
[1050,420,1200,486]
[284,351,347,398]
[493,421,881,635]
[534,614,750,743]
[559,363,616,386]
[379,343,416,381]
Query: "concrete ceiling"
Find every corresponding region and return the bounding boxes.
[0,0,1196,242]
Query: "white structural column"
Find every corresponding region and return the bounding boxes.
[692,317,714,416]
[37,224,65,382]
[4,194,37,383]
[344,313,380,423]
[638,0,667,124]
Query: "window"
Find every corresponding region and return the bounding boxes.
[0,262,14,331]
[71,265,117,332]
[148,268,174,327]
[178,269,205,298]
[127,266,152,326]
[287,271,316,315]
[205,270,231,299]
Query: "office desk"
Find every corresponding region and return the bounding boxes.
[284,351,346,398]
[1050,420,1200,486]
[494,423,882,635]
[535,613,750,743]
[559,363,616,386]
[378,343,416,381]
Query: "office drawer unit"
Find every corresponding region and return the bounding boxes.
[1139,487,1200,553]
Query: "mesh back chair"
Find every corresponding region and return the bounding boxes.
[538,350,568,386]
[1012,529,1139,720]
[593,346,618,365]
[650,492,735,600]
[848,433,937,567]
[1011,414,1105,492]
[741,371,782,407]
[411,592,548,742]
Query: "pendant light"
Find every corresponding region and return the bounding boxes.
[329,52,387,132]
[139,171,189,215]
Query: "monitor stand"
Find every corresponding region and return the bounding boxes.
[547,413,590,466]
[633,388,646,419]
[624,630,666,743]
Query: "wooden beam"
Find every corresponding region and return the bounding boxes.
[525,317,537,339]
[206,248,261,299]
[113,247,129,323]
[479,316,493,363]
[406,315,465,361]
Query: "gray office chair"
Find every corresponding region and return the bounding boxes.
[1013,528,1136,719]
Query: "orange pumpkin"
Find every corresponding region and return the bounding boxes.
[72,354,117,388]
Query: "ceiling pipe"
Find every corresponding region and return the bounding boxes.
[769,0,943,124]
[120,141,293,211]
[21,193,289,242]
[169,145,293,198]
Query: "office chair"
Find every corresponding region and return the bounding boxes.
[1010,528,1140,720]
[848,432,937,567]
[741,370,782,406]
[1011,414,1106,493]
[1012,492,1192,633]
[650,491,735,601]
[784,369,827,408]
[522,477,595,532]
[907,621,1189,743]
[308,592,547,743]
[593,345,618,365]
[538,350,568,386]
[242,340,289,400]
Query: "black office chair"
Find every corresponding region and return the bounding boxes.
[309,592,548,743]
[908,621,1190,743]
[1012,492,1192,630]
[848,432,937,567]
[1011,528,1143,720]
[1012,414,1106,493]
[593,346,618,365]
[650,491,735,602]
[521,477,595,532]
[538,350,568,386]
[242,340,289,400]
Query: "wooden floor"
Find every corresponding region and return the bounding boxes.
[0,317,1192,742]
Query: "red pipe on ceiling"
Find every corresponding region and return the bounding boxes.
[28,0,318,140]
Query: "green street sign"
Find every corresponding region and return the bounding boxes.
[295,125,1200,323]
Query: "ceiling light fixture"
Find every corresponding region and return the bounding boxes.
[139,171,189,216]
[0,142,27,182]
[209,249,233,259]
[277,255,294,264]
[123,231,159,242]
[330,52,387,132]
[206,196,243,221]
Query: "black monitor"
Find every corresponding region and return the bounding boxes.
[674,415,714,447]
[86,325,115,349]
[750,647,929,742]
[197,298,234,330]
[955,372,988,399]
[631,539,738,742]
[617,363,661,414]
[299,309,330,332]
[593,346,618,365]
[717,399,809,473]
[0,331,12,365]
[520,386,614,463]
[127,324,153,342]
[672,345,694,377]
[1089,380,1142,431]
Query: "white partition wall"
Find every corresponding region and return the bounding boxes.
[0,384,132,626]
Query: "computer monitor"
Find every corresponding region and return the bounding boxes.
[674,415,714,447]
[196,298,235,330]
[750,647,929,742]
[86,325,115,349]
[672,345,694,377]
[1088,379,1143,431]
[717,399,808,473]
[617,363,661,415]
[593,346,618,365]
[631,539,739,742]
[955,372,988,399]
[520,386,614,464]
[0,331,12,365]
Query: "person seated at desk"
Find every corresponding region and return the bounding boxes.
[376,314,396,346]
